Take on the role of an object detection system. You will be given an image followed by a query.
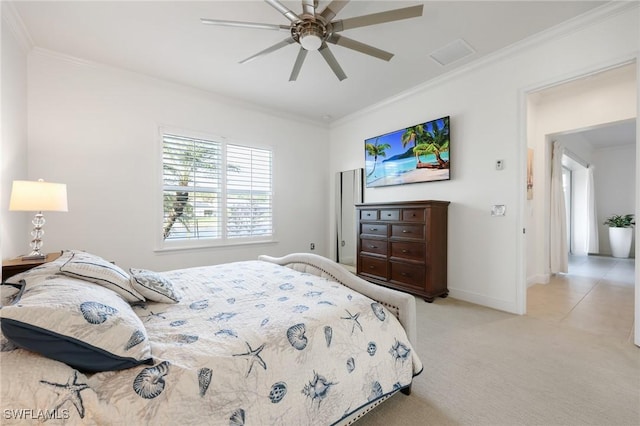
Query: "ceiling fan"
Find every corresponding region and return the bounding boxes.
[201,0,423,81]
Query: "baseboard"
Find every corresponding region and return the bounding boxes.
[447,288,518,314]
[527,273,550,287]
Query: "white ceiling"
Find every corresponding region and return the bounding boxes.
[10,1,608,123]
[560,120,636,150]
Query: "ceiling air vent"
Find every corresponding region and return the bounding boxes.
[430,39,475,66]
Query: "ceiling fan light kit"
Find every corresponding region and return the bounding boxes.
[201,0,424,81]
[297,21,324,51]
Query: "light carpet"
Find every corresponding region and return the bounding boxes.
[357,298,640,426]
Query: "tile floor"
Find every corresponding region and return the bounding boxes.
[527,255,636,343]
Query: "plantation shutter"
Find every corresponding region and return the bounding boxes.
[162,134,222,240]
[226,144,273,238]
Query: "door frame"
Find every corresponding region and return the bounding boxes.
[516,56,639,347]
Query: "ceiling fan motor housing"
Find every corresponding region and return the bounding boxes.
[294,19,329,51]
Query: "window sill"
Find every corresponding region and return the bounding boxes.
[154,239,279,254]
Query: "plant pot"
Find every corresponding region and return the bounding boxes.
[608,227,633,258]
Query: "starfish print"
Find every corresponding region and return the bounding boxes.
[233,341,267,377]
[141,310,167,322]
[40,371,90,418]
[341,309,363,334]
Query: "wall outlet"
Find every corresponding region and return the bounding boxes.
[495,159,504,170]
[310,243,315,250]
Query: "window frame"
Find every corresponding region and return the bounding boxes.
[155,127,276,252]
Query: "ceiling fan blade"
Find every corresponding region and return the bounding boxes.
[289,47,308,81]
[332,4,423,32]
[320,1,350,22]
[318,43,347,81]
[264,0,301,23]
[239,37,296,64]
[301,0,318,17]
[200,18,289,31]
[326,34,393,61]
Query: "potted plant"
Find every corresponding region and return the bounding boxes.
[603,214,635,258]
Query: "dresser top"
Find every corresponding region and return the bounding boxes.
[355,200,450,207]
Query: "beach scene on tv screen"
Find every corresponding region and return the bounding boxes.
[365,116,450,187]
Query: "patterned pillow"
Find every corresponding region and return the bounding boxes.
[130,268,181,304]
[59,251,145,303]
[0,275,153,372]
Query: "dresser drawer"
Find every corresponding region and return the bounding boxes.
[402,208,425,222]
[361,238,387,256]
[360,223,388,237]
[391,241,425,261]
[360,256,388,280]
[380,209,400,221]
[391,224,424,240]
[390,262,425,289]
[360,210,378,220]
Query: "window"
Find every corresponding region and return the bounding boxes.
[161,132,273,248]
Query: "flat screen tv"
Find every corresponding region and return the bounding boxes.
[364,116,450,188]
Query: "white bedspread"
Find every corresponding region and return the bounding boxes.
[1,260,422,425]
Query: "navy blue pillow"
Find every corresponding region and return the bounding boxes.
[0,275,152,372]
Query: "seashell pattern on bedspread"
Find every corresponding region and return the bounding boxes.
[1,260,422,425]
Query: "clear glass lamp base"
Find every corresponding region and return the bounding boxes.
[23,212,47,260]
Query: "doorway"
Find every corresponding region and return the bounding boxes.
[522,62,638,345]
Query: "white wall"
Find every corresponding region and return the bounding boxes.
[1,6,30,263]
[329,4,639,313]
[594,144,637,256]
[25,51,331,271]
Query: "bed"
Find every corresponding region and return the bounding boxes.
[0,250,422,425]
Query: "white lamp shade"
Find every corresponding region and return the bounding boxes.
[9,180,68,212]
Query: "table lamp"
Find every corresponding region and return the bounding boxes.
[9,179,68,259]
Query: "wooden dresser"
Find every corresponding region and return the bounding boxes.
[356,200,449,302]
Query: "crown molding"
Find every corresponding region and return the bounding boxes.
[1,2,34,52]
[332,1,639,128]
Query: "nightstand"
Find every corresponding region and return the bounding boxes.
[2,252,62,281]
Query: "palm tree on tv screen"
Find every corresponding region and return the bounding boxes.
[413,117,450,168]
[365,138,391,177]
[401,125,425,164]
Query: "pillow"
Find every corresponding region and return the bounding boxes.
[130,268,181,304]
[60,251,145,303]
[0,275,153,372]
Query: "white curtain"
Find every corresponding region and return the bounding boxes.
[549,141,568,273]
[585,165,599,254]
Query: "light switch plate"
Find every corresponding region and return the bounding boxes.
[491,205,506,216]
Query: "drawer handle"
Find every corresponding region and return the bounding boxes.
[369,227,378,231]
[369,266,375,269]
[369,245,378,249]
[401,249,408,253]
[386,213,392,217]
[401,272,408,276]
[402,230,410,233]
